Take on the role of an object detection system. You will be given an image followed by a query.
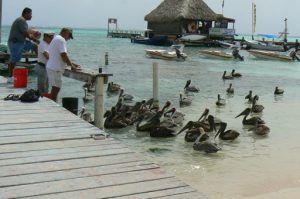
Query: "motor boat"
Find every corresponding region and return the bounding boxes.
[248,49,299,61]
[243,39,286,52]
[145,44,187,61]
[199,48,244,61]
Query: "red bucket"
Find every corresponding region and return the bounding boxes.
[13,68,28,88]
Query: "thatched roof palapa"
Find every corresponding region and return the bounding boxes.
[145,0,217,23]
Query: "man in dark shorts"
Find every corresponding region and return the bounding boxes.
[7,7,39,83]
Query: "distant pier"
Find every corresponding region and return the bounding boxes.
[107,29,143,38]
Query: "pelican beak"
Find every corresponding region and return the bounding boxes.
[176,121,193,135]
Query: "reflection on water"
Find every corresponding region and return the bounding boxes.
[15,27,300,198]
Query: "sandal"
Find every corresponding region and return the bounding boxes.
[4,94,14,101]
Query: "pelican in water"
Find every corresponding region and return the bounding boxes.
[193,128,221,153]
[104,107,127,129]
[79,107,93,124]
[184,127,210,142]
[245,90,254,103]
[198,108,222,126]
[251,95,264,113]
[216,94,226,106]
[82,81,94,92]
[274,86,284,95]
[231,69,242,78]
[222,71,234,80]
[248,121,270,136]
[179,93,192,106]
[235,108,265,125]
[184,80,200,92]
[107,82,121,93]
[226,83,234,94]
[150,124,177,138]
[119,89,134,101]
[164,107,185,125]
[214,122,240,141]
[83,87,94,103]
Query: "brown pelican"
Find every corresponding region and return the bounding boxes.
[180,93,192,106]
[231,69,242,77]
[82,81,94,92]
[184,80,200,92]
[235,108,265,125]
[216,94,226,106]
[177,114,216,135]
[226,83,234,94]
[248,121,270,136]
[164,107,185,125]
[245,90,254,103]
[193,128,221,153]
[198,108,222,126]
[251,95,264,113]
[79,107,93,124]
[107,82,121,93]
[119,89,134,101]
[222,71,234,80]
[184,127,210,142]
[150,125,176,138]
[274,86,284,95]
[214,122,240,141]
[104,107,127,129]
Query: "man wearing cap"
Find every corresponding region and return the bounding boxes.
[46,27,81,101]
[7,7,40,83]
[35,32,54,94]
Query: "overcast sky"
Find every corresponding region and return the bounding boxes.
[2,0,300,36]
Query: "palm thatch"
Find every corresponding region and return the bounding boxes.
[145,0,217,23]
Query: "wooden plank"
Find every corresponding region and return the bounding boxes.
[0,138,118,154]
[155,191,208,199]
[0,153,142,177]
[0,172,176,199]
[0,142,126,160]
[0,147,133,166]
[0,162,157,188]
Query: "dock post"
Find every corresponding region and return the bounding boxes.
[105,52,108,65]
[94,75,105,129]
[153,62,159,109]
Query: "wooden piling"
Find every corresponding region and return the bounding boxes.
[153,62,159,109]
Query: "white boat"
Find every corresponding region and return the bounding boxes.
[199,49,244,61]
[180,34,206,41]
[243,39,285,52]
[248,49,299,61]
[216,40,240,49]
[145,44,187,61]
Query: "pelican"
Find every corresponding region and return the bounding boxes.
[150,125,176,138]
[180,93,192,106]
[274,86,284,95]
[177,114,216,135]
[231,69,242,77]
[235,108,265,125]
[251,95,264,113]
[184,80,200,92]
[184,127,210,142]
[107,82,121,93]
[198,108,222,126]
[245,90,254,103]
[104,107,127,129]
[226,83,234,94]
[193,128,221,153]
[248,121,270,136]
[164,107,185,125]
[83,87,94,103]
[222,71,234,80]
[79,107,93,124]
[214,122,240,141]
[82,81,94,92]
[216,94,226,106]
[119,89,134,101]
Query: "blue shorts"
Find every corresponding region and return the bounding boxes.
[23,40,34,52]
[8,41,24,63]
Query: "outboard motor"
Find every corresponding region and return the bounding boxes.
[290,50,300,61]
[232,48,244,61]
[175,48,185,60]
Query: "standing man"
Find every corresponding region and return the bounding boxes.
[7,7,39,83]
[46,27,81,101]
[36,32,54,94]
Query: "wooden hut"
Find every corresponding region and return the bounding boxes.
[144,0,235,40]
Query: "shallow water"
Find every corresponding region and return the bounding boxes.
[2,27,300,198]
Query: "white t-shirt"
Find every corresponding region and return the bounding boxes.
[46,35,67,72]
[37,40,49,64]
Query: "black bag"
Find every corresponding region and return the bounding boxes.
[20,89,40,102]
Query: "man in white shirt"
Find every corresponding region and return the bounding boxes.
[36,32,54,94]
[46,27,81,101]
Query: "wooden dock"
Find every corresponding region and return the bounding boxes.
[0,85,208,199]
[107,29,143,38]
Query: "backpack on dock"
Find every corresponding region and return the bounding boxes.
[20,89,40,102]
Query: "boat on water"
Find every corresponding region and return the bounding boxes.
[145,44,187,61]
[131,35,173,46]
[248,49,299,61]
[179,34,207,42]
[243,39,286,52]
[199,48,244,61]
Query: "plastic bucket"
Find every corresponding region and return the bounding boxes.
[62,97,79,115]
[13,68,28,88]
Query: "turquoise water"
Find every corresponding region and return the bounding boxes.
[2,26,300,198]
